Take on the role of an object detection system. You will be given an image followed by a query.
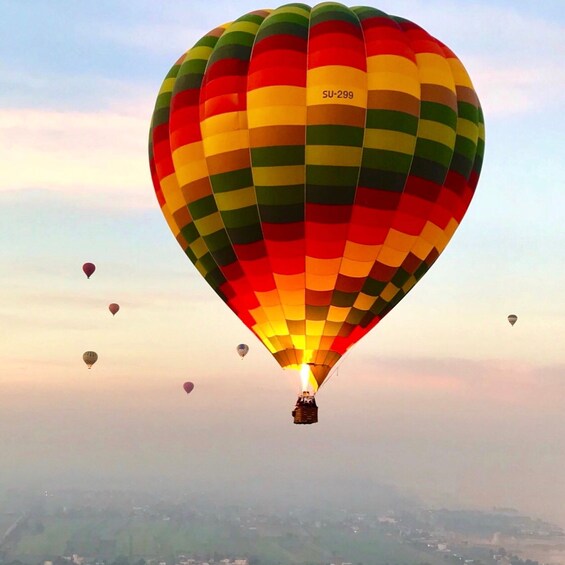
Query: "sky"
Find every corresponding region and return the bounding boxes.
[1,0,564,526]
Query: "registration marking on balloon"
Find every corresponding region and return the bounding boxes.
[322,90,355,100]
[148,3,485,419]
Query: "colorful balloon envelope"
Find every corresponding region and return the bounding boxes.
[82,262,96,279]
[83,351,98,369]
[109,303,120,316]
[183,381,195,394]
[508,314,517,326]
[149,3,485,391]
[236,344,249,358]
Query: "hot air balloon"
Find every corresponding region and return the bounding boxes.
[83,351,98,369]
[183,381,195,394]
[82,263,96,279]
[508,314,517,326]
[236,344,249,359]
[149,3,485,423]
[109,303,120,316]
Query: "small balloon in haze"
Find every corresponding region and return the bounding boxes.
[183,382,194,395]
[236,344,249,359]
[83,351,98,369]
[82,263,96,279]
[109,303,120,316]
[508,314,518,326]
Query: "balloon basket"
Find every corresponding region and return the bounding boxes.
[292,392,318,425]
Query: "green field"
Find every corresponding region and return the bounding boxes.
[8,515,447,565]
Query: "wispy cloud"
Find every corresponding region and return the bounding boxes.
[469,61,565,117]
[0,107,153,206]
[0,62,153,112]
[98,22,210,56]
[352,355,565,409]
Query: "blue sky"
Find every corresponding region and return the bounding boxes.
[1,0,564,525]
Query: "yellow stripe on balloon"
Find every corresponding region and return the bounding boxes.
[193,212,225,237]
[188,46,214,61]
[214,186,256,210]
[380,282,400,302]
[172,140,205,164]
[305,272,338,291]
[411,238,434,261]
[247,85,306,108]
[255,289,282,307]
[402,275,418,293]
[306,145,362,166]
[446,58,475,89]
[420,221,445,247]
[277,288,304,305]
[267,335,284,352]
[384,229,417,252]
[269,4,309,17]
[436,218,459,252]
[202,130,250,156]
[363,129,416,154]
[191,238,208,260]
[249,307,268,325]
[224,20,262,34]
[194,260,209,278]
[292,335,306,349]
[306,319,325,335]
[201,111,247,137]
[263,316,289,336]
[173,146,208,185]
[162,205,181,238]
[416,53,457,91]
[456,118,479,144]
[306,335,322,350]
[343,241,382,261]
[377,245,407,268]
[353,292,376,311]
[247,106,307,127]
[306,256,342,275]
[158,78,177,96]
[252,165,305,186]
[367,55,419,78]
[174,161,209,188]
[338,257,374,278]
[417,120,457,146]
[367,69,420,98]
[322,322,342,337]
[273,273,304,291]
[308,65,366,88]
[327,305,350,323]
[281,304,305,320]
[160,174,186,212]
[253,326,277,353]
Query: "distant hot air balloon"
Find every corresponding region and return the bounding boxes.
[82,263,96,279]
[149,3,485,422]
[83,351,98,369]
[508,314,518,326]
[183,381,195,395]
[236,344,249,359]
[109,303,120,316]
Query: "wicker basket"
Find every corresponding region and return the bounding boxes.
[292,395,319,424]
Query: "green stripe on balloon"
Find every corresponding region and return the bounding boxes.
[310,3,359,25]
[251,146,304,167]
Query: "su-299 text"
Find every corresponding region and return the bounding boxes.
[322,90,355,99]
